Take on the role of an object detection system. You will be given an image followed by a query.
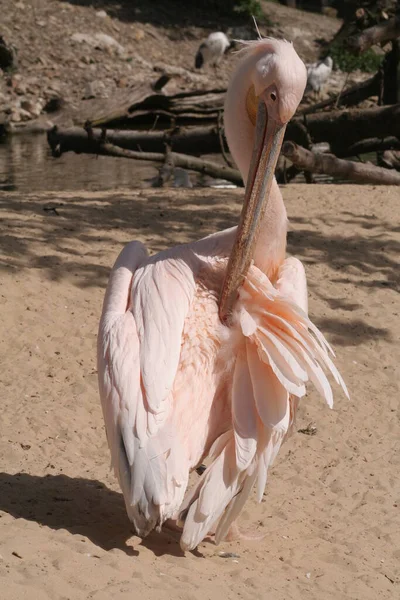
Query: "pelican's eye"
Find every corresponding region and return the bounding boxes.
[245,84,259,126]
[270,91,277,102]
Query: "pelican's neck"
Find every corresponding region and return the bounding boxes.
[224,51,287,280]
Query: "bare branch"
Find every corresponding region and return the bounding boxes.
[289,103,400,153]
[282,142,400,185]
[337,136,400,157]
[96,140,243,186]
[347,16,400,54]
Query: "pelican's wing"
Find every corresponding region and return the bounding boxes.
[98,242,196,536]
[180,258,348,551]
[131,254,196,426]
[275,256,308,314]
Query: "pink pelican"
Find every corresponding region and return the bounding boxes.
[98,37,348,552]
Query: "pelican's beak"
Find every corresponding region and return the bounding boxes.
[219,100,286,324]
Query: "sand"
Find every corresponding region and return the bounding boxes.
[0,184,399,599]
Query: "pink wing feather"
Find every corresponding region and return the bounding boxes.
[180,257,349,550]
[98,242,197,535]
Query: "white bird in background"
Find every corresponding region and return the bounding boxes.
[306,56,333,97]
[195,31,233,69]
[98,37,348,552]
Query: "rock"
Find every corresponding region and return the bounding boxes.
[0,36,16,70]
[116,77,128,88]
[134,29,145,42]
[173,168,192,188]
[95,33,125,56]
[96,10,107,18]
[70,32,125,56]
[134,54,153,70]
[11,75,27,95]
[45,80,61,95]
[25,77,42,95]
[83,80,108,99]
[20,98,43,117]
[10,107,31,122]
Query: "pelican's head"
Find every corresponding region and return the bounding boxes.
[245,38,307,127]
[224,37,307,182]
[219,38,307,322]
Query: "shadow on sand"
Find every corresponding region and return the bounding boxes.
[0,471,198,557]
[0,190,397,346]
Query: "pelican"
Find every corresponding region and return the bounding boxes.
[98,37,348,552]
[195,32,233,69]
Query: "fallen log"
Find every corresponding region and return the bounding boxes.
[337,136,400,157]
[48,115,400,173]
[76,85,226,128]
[99,142,243,186]
[50,126,243,185]
[378,149,400,170]
[290,103,400,153]
[47,125,221,156]
[73,75,171,127]
[347,15,400,54]
[282,141,400,185]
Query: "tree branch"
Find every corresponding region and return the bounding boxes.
[97,141,243,186]
[282,142,400,185]
[289,103,400,153]
[337,136,400,157]
[347,16,400,54]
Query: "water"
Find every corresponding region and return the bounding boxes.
[0,134,378,193]
[0,134,160,193]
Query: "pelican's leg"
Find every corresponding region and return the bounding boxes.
[223,521,266,542]
[202,521,266,545]
[163,519,182,534]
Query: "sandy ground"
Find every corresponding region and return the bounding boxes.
[0,184,399,599]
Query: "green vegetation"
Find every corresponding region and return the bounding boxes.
[233,0,263,18]
[329,44,384,73]
[206,0,263,19]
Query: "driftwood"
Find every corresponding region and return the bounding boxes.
[347,16,400,53]
[73,75,171,127]
[48,125,221,156]
[379,149,400,170]
[337,136,400,157]
[290,103,400,153]
[74,79,226,128]
[282,141,400,185]
[98,142,242,185]
[51,104,400,161]
[50,125,242,185]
